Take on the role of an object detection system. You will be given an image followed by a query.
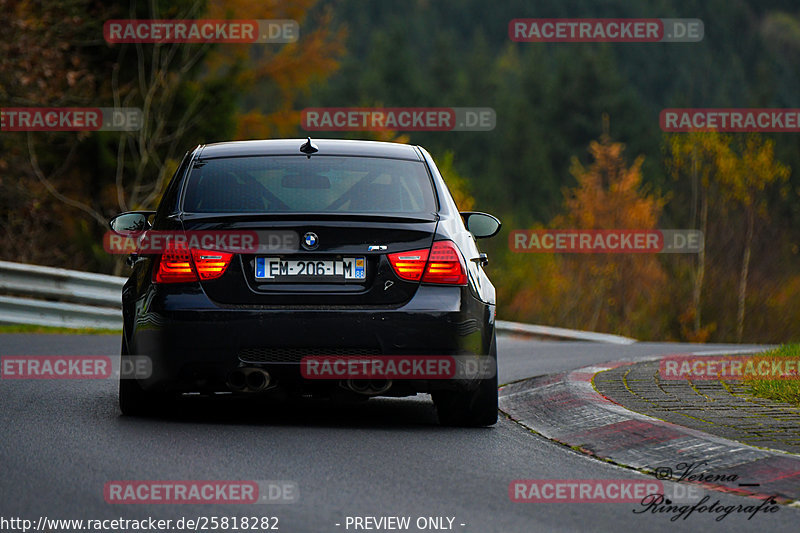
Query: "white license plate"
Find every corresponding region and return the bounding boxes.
[255,257,366,280]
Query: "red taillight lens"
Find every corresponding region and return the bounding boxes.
[387,248,429,281]
[388,241,467,285]
[422,241,467,285]
[191,249,233,280]
[153,243,232,283]
[154,242,195,283]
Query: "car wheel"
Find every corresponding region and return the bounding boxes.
[433,335,498,427]
[118,337,167,416]
[119,377,163,416]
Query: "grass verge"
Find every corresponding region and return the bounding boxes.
[744,344,800,407]
[0,324,121,335]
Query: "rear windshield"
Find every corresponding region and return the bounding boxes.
[181,155,437,215]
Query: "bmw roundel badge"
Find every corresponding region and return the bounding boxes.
[303,232,319,250]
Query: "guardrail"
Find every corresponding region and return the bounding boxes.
[495,320,636,345]
[0,260,637,343]
[0,260,125,329]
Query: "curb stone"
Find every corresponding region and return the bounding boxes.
[499,355,800,504]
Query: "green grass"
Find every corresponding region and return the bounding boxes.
[745,344,800,407]
[0,324,121,335]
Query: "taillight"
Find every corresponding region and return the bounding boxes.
[388,241,467,285]
[154,243,194,283]
[192,249,233,280]
[387,249,429,281]
[153,243,232,283]
[422,241,467,285]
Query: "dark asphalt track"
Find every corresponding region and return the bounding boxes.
[0,333,794,532]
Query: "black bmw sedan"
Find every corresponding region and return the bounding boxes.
[109,138,501,426]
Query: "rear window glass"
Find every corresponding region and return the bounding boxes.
[181,155,437,215]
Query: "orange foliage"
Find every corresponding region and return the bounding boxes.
[507,124,668,338]
[202,0,346,139]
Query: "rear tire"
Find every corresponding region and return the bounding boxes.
[118,337,167,416]
[119,377,163,416]
[433,334,499,427]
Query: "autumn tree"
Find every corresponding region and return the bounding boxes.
[717,135,789,341]
[0,0,345,273]
[666,131,733,341]
[552,117,667,336]
[210,0,345,139]
[505,117,667,337]
[667,132,790,341]
[0,0,107,265]
[106,0,345,240]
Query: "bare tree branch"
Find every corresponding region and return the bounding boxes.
[26,133,107,226]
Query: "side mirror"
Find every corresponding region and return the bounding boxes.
[109,211,155,235]
[460,212,501,239]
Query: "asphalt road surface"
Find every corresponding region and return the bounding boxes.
[0,333,793,533]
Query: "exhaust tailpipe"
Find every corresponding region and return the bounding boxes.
[227,368,271,392]
[245,368,270,391]
[345,379,392,396]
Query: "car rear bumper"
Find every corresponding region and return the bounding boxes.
[125,284,494,394]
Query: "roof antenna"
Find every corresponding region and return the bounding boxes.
[300,137,318,158]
